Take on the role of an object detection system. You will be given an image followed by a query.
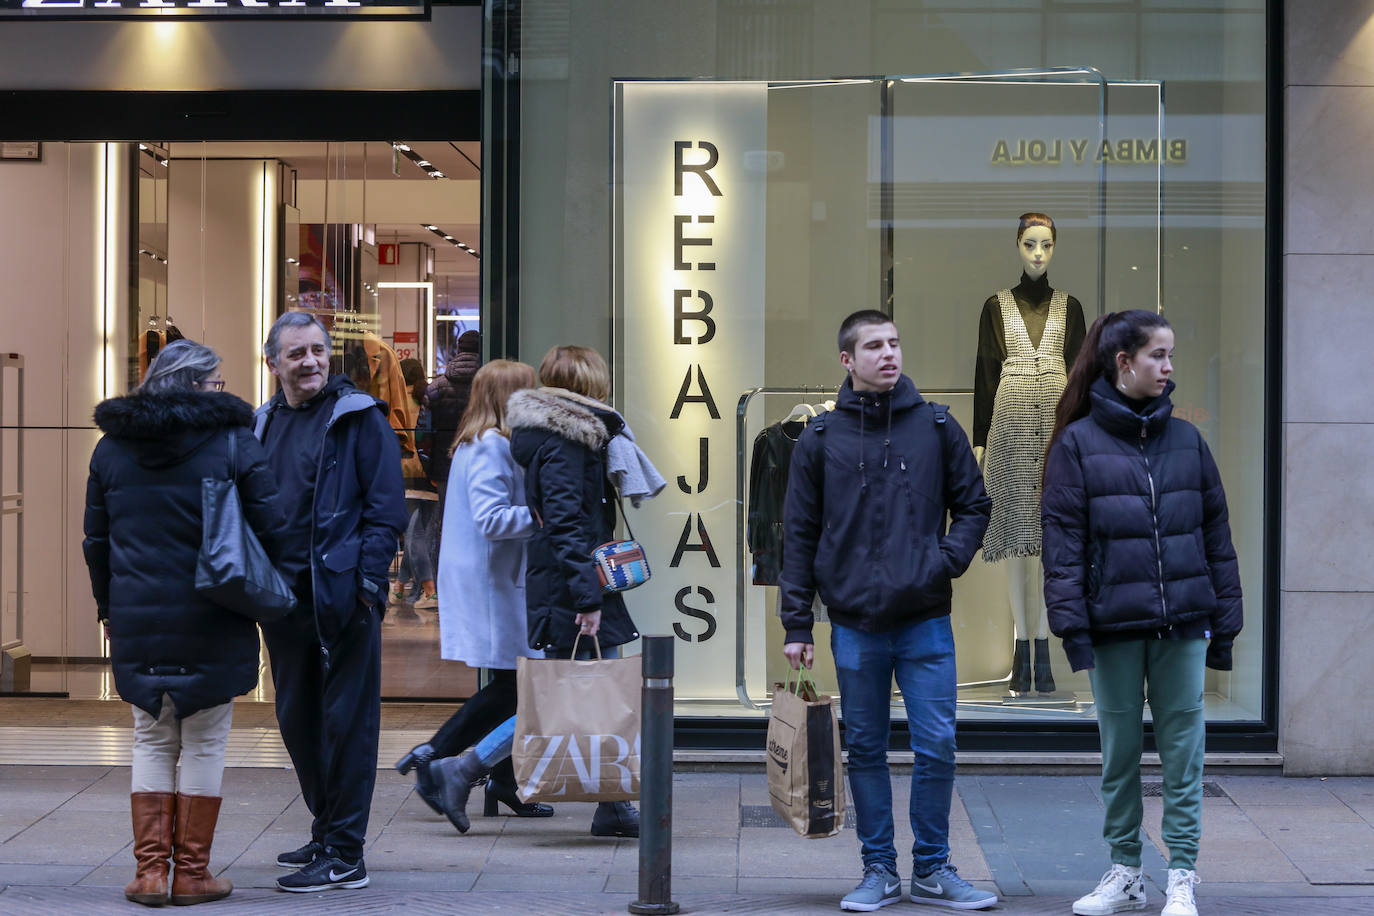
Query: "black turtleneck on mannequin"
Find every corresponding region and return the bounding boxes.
[973,271,1087,448]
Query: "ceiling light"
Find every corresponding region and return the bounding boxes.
[416,160,431,168]
[443,236,455,241]
[396,143,412,152]
[425,225,438,231]
[138,143,148,151]
[431,171,445,179]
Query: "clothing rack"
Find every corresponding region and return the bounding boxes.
[733,385,974,710]
[734,385,837,709]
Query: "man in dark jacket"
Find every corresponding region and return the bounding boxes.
[423,329,481,488]
[253,313,407,893]
[780,310,995,912]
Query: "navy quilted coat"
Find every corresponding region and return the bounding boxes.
[83,391,286,718]
[1041,377,1243,672]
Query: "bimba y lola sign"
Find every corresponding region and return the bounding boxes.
[0,0,426,17]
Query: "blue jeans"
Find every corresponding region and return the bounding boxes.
[475,715,516,767]
[831,615,957,875]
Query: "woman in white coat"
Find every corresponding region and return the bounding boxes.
[395,360,552,821]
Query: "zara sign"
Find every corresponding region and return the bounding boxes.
[1,0,426,17]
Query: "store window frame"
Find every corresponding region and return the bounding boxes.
[479,0,1282,754]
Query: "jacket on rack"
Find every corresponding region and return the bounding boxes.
[1040,377,1244,672]
[778,375,990,643]
[747,420,804,585]
[507,387,639,652]
[83,390,286,718]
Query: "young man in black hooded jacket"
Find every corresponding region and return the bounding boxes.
[780,310,996,912]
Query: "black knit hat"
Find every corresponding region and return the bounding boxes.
[457,330,480,353]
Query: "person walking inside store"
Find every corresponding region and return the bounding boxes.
[779,310,997,912]
[394,357,439,612]
[423,328,482,528]
[1041,310,1242,916]
[83,339,286,907]
[502,344,656,839]
[395,359,555,827]
[253,312,407,893]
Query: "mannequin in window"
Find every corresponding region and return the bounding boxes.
[973,213,1086,695]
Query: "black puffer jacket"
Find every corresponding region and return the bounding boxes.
[1041,377,1243,672]
[508,388,639,652]
[423,349,480,485]
[779,375,991,643]
[83,391,285,718]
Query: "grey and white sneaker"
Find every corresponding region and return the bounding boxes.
[276,847,369,893]
[275,839,324,869]
[909,863,997,909]
[1161,868,1199,916]
[1072,863,1147,915]
[840,862,902,911]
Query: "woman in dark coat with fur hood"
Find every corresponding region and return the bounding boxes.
[83,340,286,908]
[506,344,641,838]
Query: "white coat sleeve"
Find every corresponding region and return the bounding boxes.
[468,432,535,541]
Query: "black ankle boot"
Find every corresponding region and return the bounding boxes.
[432,752,490,834]
[590,801,639,838]
[396,744,444,815]
[1009,639,1032,693]
[483,758,553,818]
[1033,638,1057,694]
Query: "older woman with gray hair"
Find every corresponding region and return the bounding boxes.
[83,339,286,907]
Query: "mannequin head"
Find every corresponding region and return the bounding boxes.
[837,309,901,392]
[1016,212,1056,280]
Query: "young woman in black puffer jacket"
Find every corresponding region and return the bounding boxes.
[1041,310,1242,916]
[83,340,285,908]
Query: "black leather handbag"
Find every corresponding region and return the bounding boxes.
[194,432,297,623]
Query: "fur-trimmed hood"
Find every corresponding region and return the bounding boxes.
[506,387,623,452]
[94,390,252,469]
[94,390,253,439]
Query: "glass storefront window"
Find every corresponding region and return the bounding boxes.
[1,140,481,702]
[502,0,1268,728]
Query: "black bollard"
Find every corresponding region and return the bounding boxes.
[629,635,679,915]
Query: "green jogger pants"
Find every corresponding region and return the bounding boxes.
[1089,638,1206,870]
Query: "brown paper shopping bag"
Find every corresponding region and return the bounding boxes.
[766,666,845,838]
[512,637,641,803]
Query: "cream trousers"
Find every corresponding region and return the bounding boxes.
[130,694,233,796]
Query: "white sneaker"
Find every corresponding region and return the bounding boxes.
[1161,868,1199,916]
[1072,864,1147,915]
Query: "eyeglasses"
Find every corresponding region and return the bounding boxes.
[198,379,226,391]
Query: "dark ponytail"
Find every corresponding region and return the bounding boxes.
[1048,309,1171,452]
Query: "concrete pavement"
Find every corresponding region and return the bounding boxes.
[2,765,1373,913]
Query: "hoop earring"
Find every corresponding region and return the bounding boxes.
[1118,378,1128,392]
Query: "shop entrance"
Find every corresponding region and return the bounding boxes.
[0,130,482,706]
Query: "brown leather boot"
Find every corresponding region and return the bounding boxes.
[125,792,175,906]
[169,794,232,906]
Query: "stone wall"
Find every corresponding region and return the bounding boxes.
[1281,0,1374,775]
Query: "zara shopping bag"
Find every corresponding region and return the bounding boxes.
[766,667,845,838]
[512,637,641,803]
[194,433,297,623]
